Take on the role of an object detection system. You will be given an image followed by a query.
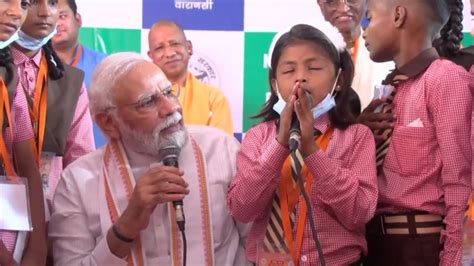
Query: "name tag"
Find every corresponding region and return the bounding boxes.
[0,176,32,231]
[257,243,294,266]
[39,152,55,195]
[373,84,395,113]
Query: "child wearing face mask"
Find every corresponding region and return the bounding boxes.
[227,22,377,266]
[2,1,94,263]
[0,0,52,265]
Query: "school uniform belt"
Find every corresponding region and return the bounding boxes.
[373,213,444,235]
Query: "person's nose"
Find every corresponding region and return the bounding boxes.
[295,69,308,84]
[163,45,177,58]
[335,0,351,12]
[37,1,52,18]
[6,1,22,20]
[158,94,180,118]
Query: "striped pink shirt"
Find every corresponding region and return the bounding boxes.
[377,51,472,265]
[227,115,378,265]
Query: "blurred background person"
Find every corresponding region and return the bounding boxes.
[52,0,107,147]
[148,20,234,135]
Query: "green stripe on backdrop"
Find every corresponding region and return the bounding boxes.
[79,28,142,55]
[463,33,474,47]
[243,32,276,132]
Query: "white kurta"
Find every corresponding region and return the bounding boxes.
[49,125,250,266]
[352,31,395,109]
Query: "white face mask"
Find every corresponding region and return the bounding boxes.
[272,82,287,114]
[0,30,20,50]
[310,69,341,119]
[272,69,341,119]
[15,27,57,51]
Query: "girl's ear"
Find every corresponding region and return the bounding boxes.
[270,78,278,93]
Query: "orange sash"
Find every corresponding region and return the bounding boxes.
[351,38,359,63]
[101,138,214,266]
[278,127,334,264]
[0,79,15,177]
[26,55,48,165]
[70,45,82,67]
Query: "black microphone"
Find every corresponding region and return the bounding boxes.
[289,112,301,152]
[159,146,185,232]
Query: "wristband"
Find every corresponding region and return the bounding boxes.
[112,225,134,243]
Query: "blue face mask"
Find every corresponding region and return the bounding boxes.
[272,69,341,119]
[15,27,57,51]
[0,30,20,50]
[310,69,341,119]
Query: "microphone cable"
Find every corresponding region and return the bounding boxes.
[291,149,326,266]
[174,202,186,266]
[180,226,187,266]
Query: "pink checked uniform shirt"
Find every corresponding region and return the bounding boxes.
[10,46,95,200]
[377,49,472,265]
[227,114,378,265]
[0,65,36,253]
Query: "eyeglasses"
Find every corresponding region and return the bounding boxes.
[105,85,179,114]
[320,0,361,8]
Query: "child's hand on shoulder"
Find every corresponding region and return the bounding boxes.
[358,98,395,143]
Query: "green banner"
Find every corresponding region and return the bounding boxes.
[243,32,276,132]
[79,27,142,55]
[463,33,474,47]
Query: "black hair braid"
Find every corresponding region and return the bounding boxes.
[43,40,64,80]
[0,48,14,84]
[437,0,463,58]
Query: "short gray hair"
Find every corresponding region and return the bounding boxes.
[88,52,147,118]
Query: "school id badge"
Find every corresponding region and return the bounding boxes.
[0,176,32,231]
[256,242,294,266]
[373,84,395,113]
[39,152,55,195]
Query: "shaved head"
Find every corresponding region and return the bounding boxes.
[149,20,187,41]
[147,20,193,84]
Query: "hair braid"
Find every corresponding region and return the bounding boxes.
[0,48,14,84]
[436,0,464,58]
[42,40,65,80]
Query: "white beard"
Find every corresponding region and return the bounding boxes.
[116,112,188,157]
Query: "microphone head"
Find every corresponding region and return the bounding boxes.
[159,145,181,167]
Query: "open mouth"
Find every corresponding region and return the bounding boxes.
[336,15,353,22]
[161,122,181,134]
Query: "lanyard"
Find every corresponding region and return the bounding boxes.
[70,45,82,67]
[25,55,48,165]
[0,79,15,176]
[278,127,334,265]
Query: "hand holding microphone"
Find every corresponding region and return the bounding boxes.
[114,163,188,244]
[159,146,186,232]
[277,82,317,156]
[293,86,319,157]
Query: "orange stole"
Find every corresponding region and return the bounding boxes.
[278,127,334,264]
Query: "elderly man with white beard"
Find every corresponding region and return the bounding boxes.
[48,52,249,266]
